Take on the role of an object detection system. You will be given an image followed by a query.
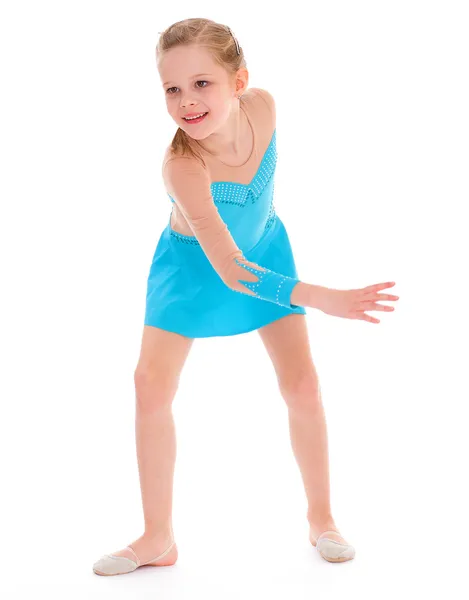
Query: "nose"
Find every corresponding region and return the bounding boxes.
[180,95,197,109]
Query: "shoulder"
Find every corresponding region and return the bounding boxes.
[162,150,210,193]
[163,146,207,175]
[243,87,276,128]
[246,87,275,116]
[249,87,275,110]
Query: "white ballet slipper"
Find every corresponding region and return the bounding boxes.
[313,530,355,563]
[93,541,175,576]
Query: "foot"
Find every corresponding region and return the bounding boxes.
[308,520,355,563]
[93,532,178,576]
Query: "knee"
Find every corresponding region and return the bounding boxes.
[279,371,322,412]
[134,365,179,412]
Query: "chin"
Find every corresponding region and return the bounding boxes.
[182,128,210,141]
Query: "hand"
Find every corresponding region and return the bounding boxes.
[314,282,399,324]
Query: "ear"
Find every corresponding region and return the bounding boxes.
[234,67,249,96]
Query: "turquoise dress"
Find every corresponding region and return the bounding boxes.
[144,129,306,338]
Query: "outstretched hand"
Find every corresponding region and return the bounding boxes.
[315,282,399,324]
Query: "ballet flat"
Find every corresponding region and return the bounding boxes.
[93,540,176,576]
[311,529,355,563]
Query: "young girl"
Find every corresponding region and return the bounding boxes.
[93,18,398,576]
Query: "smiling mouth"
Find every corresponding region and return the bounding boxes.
[182,112,209,122]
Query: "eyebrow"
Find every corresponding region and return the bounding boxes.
[163,73,213,87]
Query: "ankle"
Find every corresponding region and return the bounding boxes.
[307,513,337,533]
[307,507,333,521]
[143,529,174,545]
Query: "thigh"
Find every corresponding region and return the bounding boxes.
[257,314,319,392]
[136,325,194,383]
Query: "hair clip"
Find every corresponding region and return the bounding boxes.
[226,26,240,55]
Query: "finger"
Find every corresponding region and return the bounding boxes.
[366,303,395,312]
[375,293,399,301]
[358,312,380,324]
[362,282,396,293]
[357,297,396,310]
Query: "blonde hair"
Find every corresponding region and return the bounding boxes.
[156,18,247,166]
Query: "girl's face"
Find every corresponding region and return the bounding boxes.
[158,44,247,140]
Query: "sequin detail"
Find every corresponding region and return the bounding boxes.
[234,258,300,308]
[168,230,201,245]
[264,182,276,233]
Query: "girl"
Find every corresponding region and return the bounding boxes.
[93,18,398,576]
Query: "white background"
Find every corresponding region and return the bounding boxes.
[1,1,468,598]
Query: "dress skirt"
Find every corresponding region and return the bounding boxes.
[144,212,306,339]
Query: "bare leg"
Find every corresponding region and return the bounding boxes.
[110,325,194,565]
[257,314,349,546]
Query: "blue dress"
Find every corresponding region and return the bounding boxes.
[144,129,306,338]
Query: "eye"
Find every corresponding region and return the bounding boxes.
[166,81,209,95]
